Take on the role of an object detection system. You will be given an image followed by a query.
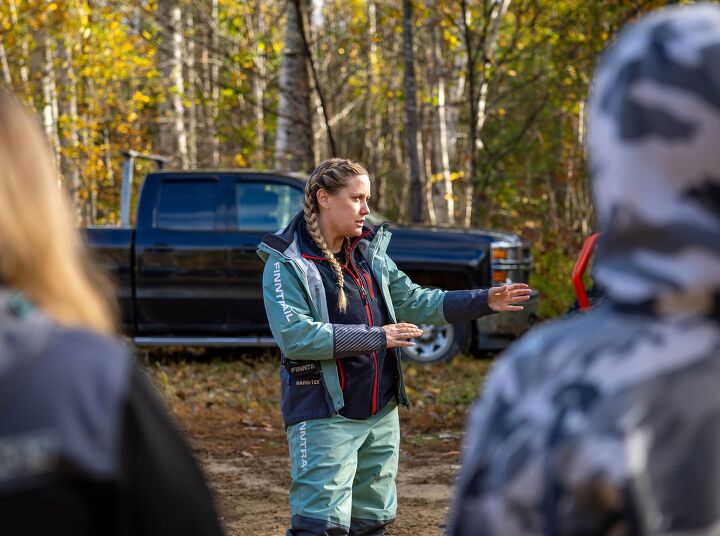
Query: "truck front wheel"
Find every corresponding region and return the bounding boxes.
[399,321,471,363]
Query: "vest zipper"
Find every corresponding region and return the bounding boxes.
[303,235,381,416]
[341,263,379,415]
[316,281,346,392]
[348,236,380,415]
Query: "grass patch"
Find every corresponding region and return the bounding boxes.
[143,350,284,428]
[142,350,495,444]
[399,355,493,434]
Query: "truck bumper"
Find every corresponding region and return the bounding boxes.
[475,290,540,350]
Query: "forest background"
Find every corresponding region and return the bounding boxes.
[0,0,681,317]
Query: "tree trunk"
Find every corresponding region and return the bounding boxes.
[186,10,197,168]
[80,115,92,224]
[365,0,385,210]
[253,0,266,166]
[172,7,189,168]
[157,0,175,162]
[432,7,454,224]
[461,5,477,228]
[0,41,12,87]
[419,103,436,225]
[210,0,220,166]
[157,1,189,167]
[41,34,61,184]
[402,0,424,223]
[274,0,314,171]
[306,2,323,161]
[8,0,30,92]
[64,39,82,220]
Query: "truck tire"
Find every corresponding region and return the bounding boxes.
[399,320,471,364]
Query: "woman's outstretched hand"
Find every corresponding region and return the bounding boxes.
[488,283,532,312]
[383,322,424,348]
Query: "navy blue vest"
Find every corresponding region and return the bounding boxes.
[278,221,398,423]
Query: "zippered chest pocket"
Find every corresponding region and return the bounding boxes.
[355,257,379,302]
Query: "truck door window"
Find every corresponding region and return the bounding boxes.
[156,180,219,231]
[235,182,303,231]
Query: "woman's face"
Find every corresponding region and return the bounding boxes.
[318,174,371,238]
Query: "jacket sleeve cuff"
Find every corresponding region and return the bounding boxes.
[332,324,387,358]
[443,289,496,323]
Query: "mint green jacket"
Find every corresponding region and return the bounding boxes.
[257,219,448,414]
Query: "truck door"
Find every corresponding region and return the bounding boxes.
[227,178,304,334]
[135,176,230,335]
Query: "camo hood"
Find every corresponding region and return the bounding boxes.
[589,4,720,314]
[449,6,720,535]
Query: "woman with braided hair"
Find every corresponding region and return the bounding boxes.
[258,157,531,536]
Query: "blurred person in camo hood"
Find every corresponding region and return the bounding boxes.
[449,4,720,535]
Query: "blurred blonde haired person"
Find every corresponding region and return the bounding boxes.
[0,93,114,332]
[0,92,225,536]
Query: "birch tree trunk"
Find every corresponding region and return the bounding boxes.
[157,1,189,167]
[102,126,114,222]
[402,0,424,223]
[419,103,437,225]
[566,100,591,235]
[8,0,30,93]
[432,7,454,224]
[172,7,189,168]
[41,34,61,184]
[64,39,82,220]
[0,41,12,87]
[274,0,314,171]
[81,117,92,224]
[186,10,197,168]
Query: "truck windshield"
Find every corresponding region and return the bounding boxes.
[234,181,389,231]
[235,182,304,231]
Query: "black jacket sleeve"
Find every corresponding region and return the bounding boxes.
[443,289,496,323]
[118,365,225,536]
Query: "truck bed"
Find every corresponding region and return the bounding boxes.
[84,226,135,331]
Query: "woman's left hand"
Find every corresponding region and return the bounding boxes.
[488,283,532,312]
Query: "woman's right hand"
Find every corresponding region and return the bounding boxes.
[383,323,424,348]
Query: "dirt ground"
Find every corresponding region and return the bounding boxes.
[191,420,461,535]
[146,351,492,535]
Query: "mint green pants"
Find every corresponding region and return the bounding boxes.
[286,400,400,535]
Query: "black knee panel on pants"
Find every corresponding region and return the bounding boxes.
[289,514,350,536]
[349,517,393,536]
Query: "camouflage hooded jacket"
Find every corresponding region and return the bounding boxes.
[449,5,720,536]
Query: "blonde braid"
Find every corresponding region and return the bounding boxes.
[303,185,348,313]
[343,239,352,267]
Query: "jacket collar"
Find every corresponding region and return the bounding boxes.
[0,288,53,375]
[259,210,384,262]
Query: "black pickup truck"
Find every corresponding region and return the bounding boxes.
[85,170,538,362]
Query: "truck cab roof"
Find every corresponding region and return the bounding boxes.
[148,169,308,182]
